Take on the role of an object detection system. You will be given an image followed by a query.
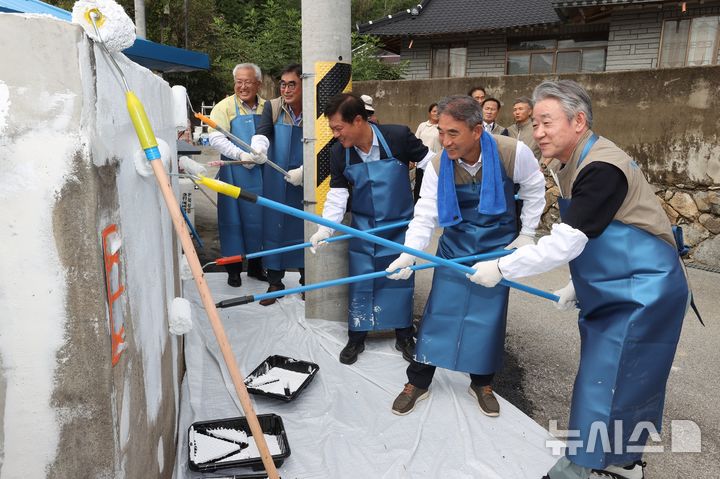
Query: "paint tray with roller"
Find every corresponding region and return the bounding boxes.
[188,413,290,473]
[244,355,319,402]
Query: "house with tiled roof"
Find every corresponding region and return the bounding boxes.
[358,0,720,79]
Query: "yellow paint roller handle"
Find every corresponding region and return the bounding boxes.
[196,176,241,199]
[126,91,160,160]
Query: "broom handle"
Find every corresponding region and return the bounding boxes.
[149,161,280,479]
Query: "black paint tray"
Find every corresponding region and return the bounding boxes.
[244,355,319,402]
[188,413,290,473]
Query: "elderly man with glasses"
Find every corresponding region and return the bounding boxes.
[251,63,306,305]
[208,63,268,287]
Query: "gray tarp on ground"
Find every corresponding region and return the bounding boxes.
[174,273,558,479]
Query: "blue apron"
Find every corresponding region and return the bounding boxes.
[262,109,304,270]
[415,156,517,374]
[217,100,263,257]
[343,124,414,331]
[558,136,688,468]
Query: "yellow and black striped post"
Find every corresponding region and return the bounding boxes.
[313,61,352,214]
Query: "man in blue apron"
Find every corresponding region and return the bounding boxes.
[468,80,689,479]
[309,93,435,365]
[208,63,267,287]
[386,95,546,417]
[251,63,305,306]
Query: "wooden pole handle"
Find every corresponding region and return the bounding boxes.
[149,160,280,479]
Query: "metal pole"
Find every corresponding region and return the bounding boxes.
[302,0,352,321]
[133,0,146,39]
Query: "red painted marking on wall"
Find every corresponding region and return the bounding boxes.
[101,224,126,366]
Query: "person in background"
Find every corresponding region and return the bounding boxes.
[481,98,509,136]
[251,63,305,306]
[309,93,434,365]
[413,103,441,202]
[386,95,545,417]
[507,96,542,161]
[468,86,486,104]
[208,63,267,287]
[361,94,379,123]
[468,80,689,479]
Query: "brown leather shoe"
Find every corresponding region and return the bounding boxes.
[392,383,429,416]
[259,284,285,306]
[468,383,500,417]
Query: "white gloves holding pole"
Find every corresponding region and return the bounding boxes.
[285,165,303,186]
[309,226,333,254]
[466,259,503,287]
[385,253,416,280]
[553,280,577,311]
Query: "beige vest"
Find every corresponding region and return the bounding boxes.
[556,130,676,248]
[430,134,517,185]
[269,97,302,126]
[508,119,541,160]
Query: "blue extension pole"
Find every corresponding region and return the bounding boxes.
[196,176,559,303]
[245,220,410,260]
[217,250,512,308]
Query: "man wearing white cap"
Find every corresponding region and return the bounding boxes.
[361,94,378,123]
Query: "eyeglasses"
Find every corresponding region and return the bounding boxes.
[279,81,298,91]
[234,80,257,87]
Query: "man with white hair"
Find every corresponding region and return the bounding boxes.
[208,63,267,287]
[468,80,689,479]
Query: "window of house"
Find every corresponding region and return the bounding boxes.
[431,43,467,78]
[660,16,720,67]
[506,37,607,74]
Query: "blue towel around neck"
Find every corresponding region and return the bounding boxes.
[437,130,507,227]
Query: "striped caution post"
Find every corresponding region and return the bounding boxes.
[313,61,352,214]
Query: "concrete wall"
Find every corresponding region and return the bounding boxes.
[356,65,720,266]
[0,14,181,478]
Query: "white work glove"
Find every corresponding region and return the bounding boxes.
[250,134,269,155]
[251,152,268,164]
[309,227,332,254]
[239,152,256,170]
[553,280,577,311]
[285,165,304,186]
[505,234,535,250]
[385,253,416,280]
[467,259,503,287]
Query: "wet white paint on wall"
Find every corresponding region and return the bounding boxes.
[0,83,78,476]
[1,13,180,475]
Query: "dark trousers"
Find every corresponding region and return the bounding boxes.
[407,360,494,390]
[348,326,413,343]
[413,167,424,203]
[225,258,264,275]
[267,268,305,286]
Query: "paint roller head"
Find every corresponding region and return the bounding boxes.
[169,297,193,335]
[179,156,208,178]
[71,0,136,52]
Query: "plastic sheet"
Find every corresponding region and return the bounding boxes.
[174,273,558,479]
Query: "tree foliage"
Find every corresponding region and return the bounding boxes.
[45,0,410,104]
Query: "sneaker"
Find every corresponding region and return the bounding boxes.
[468,383,500,417]
[339,340,365,364]
[395,337,415,362]
[227,272,242,288]
[592,461,646,479]
[259,284,285,306]
[392,383,429,416]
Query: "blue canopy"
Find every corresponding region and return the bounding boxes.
[0,0,210,72]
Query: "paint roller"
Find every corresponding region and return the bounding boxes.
[193,176,560,303]
[70,3,281,477]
